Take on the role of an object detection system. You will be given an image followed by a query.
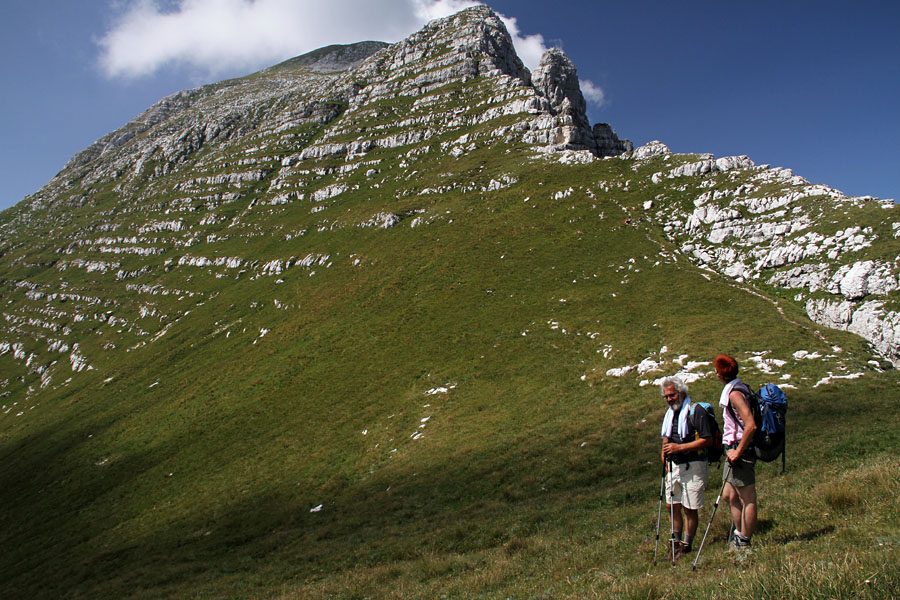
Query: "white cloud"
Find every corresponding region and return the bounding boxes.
[97,0,551,78]
[98,0,412,78]
[580,79,607,107]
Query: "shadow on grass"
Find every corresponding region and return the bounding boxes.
[775,525,836,544]
[756,518,775,534]
[0,413,654,599]
[0,418,164,599]
[3,373,896,599]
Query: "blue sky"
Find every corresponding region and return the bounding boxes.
[2,0,898,211]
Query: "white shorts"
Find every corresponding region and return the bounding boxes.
[665,460,708,510]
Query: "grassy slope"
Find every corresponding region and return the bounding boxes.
[1,66,898,597]
[2,147,897,598]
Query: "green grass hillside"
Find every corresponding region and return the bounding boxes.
[1,146,897,598]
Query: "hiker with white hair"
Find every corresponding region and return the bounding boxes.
[659,375,716,558]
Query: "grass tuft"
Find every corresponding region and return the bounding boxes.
[821,483,861,511]
[504,535,529,555]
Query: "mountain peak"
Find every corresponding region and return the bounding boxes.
[56,6,630,182]
[343,6,627,156]
[378,4,529,83]
[270,41,389,74]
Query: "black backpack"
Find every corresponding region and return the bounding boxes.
[691,402,724,464]
[730,382,788,472]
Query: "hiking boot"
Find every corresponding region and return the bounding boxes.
[670,541,692,560]
[666,543,677,561]
[726,534,751,554]
[666,539,682,561]
[725,533,751,554]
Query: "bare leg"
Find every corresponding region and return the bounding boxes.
[683,507,699,539]
[723,482,743,533]
[667,503,684,534]
[736,484,757,538]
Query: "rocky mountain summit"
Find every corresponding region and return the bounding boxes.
[56,6,626,188]
[0,5,897,409]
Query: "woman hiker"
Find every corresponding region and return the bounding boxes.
[714,353,758,553]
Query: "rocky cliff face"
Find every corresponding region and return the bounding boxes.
[637,141,899,365]
[531,48,594,149]
[0,5,896,408]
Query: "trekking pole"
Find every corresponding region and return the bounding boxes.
[652,463,665,567]
[692,461,732,570]
[668,457,676,567]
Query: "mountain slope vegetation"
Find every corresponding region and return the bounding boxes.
[1,7,897,599]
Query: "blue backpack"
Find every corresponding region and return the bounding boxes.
[729,383,788,472]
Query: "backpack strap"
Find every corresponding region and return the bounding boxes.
[724,383,756,459]
[781,435,786,474]
[724,382,751,430]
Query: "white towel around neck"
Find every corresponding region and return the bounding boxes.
[719,379,739,408]
[660,396,692,439]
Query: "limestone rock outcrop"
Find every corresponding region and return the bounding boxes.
[632,140,670,160]
[529,48,631,155]
[644,141,899,366]
[593,123,633,156]
[530,48,593,149]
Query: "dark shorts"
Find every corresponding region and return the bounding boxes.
[724,446,756,487]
